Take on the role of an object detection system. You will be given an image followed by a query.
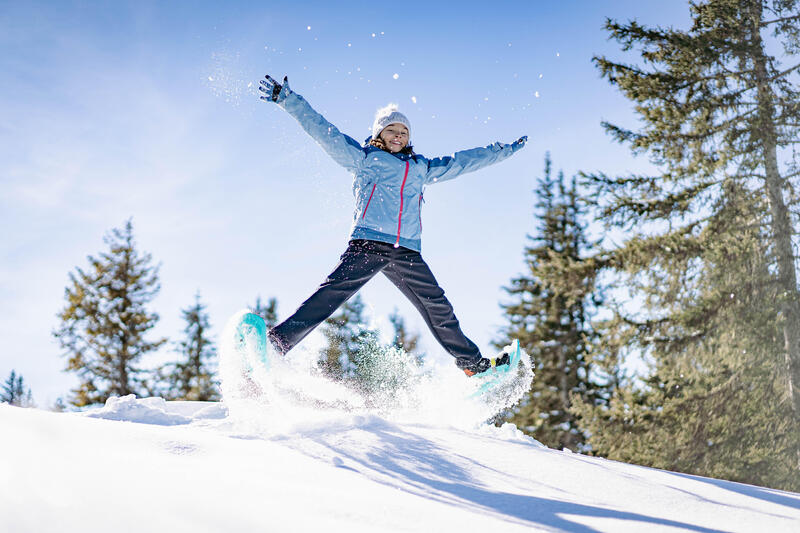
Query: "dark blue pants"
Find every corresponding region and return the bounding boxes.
[268,239,482,369]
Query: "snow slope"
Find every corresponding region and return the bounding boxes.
[3,396,800,533]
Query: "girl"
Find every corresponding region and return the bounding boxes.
[259,74,527,376]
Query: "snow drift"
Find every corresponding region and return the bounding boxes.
[4,393,800,532]
[4,314,799,532]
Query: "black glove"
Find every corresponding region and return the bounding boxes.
[510,135,528,153]
[259,74,289,102]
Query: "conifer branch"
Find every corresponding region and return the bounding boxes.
[761,14,800,27]
[770,62,800,82]
[781,169,800,179]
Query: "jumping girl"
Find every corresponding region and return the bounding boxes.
[259,74,527,376]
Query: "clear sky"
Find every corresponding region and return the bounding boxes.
[0,1,691,405]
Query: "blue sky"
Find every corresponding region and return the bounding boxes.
[0,1,691,405]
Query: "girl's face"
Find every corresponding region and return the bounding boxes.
[379,124,409,153]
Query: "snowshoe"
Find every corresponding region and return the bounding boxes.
[466,339,524,399]
[235,312,270,373]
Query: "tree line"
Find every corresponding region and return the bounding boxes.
[47,220,221,405]
[29,220,423,409]
[1,370,35,407]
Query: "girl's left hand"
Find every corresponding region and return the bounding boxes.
[259,74,289,102]
[511,136,528,152]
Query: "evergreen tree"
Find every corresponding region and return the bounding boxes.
[575,181,799,490]
[53,220,167,406]
[499,153,611,451]
[252,296,279,328]
[161,292,219,401]
[319,294,375,379]
[575,0,800,489]
[389,308,423,364]
[51,397,67,412]
[1,370,34,407]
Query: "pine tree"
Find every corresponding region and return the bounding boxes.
[319,294,375,380]
[161,292,219,401]
[350,309,424,404]
[575,0,800,489]
[389,308,423,364]
[53,220,167,406]
[574,181,799,490]
[499,153,611,451]
[1,370,22,404]
[1,370,34,407]
[51,397,67,412]
[252,296,279,328]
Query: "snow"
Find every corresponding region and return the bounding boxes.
[4,313,799,532]
[85,395,226,425]
[4,397,800,532]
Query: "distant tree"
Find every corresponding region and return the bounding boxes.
[252,296,279,328]
[1,370,34,407]
[161,292,219,401]
[389,308,423,364]
[498,153,612,451]
[319,294,375,380]
[51,397,67,412]
[53,220,167,406]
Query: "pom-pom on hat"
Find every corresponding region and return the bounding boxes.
[372,103,411,142]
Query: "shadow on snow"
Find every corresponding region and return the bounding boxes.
[270,417,730,533]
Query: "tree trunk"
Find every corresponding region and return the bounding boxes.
[119,336,131,397]
[748,0,800,430]
[558,342,575,448]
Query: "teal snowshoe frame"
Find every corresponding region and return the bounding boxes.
[470,339,522,398]
[235,312,270,372]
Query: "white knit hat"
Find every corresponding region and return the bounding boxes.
[371,103,411,143]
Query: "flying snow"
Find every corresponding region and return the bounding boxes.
[206,51,252,106]
[218,310,534,430]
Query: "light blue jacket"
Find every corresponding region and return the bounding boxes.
[276,87,524,252]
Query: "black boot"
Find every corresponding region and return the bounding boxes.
[462,352,511,377]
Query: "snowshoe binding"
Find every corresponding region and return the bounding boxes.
[465,339,524,399]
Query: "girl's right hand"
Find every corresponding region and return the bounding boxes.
[511,135,528,152]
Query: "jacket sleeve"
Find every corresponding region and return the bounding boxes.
[276,88,364,171]
[424,142,520,184]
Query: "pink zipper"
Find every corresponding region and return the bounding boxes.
[361,183,377,219]
[394,161,410,248]
[418,193,423,230]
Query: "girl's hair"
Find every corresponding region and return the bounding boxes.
[368,136,415,156]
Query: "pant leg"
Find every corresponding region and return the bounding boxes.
[381,248,482,368]
[269,241,389,354]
